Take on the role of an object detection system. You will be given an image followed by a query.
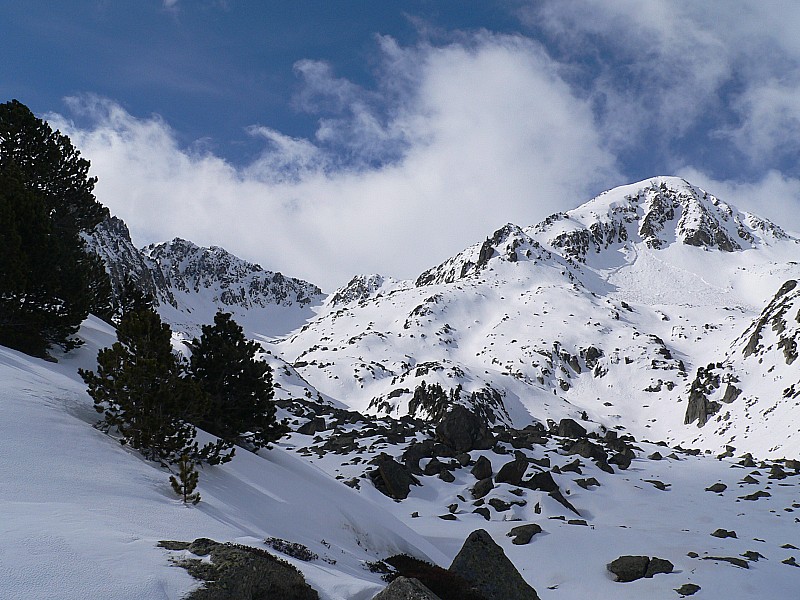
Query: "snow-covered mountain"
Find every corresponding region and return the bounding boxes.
[277,177,800,457]
[88,219,324,339]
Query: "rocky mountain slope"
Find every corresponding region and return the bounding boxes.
[88,217,324,338]
[276,177,800,457]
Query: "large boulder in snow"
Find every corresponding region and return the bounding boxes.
[449,529,540,600]
[435,406,495,453]
[372,576,442,600]
[369,454,420,500]
[607,555,674,582]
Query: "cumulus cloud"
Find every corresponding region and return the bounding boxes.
[48,34,619,291]
[526,0,800,172]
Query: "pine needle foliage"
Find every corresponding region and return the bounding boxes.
[189,311,288,451]
[170,454,201,504]
[0,99,112,357]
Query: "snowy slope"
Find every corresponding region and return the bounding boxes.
[0,319,446,600]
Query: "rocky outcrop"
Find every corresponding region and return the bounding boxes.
[435,406,495,453]
[449,529,540,600]
[85,215,176,308]
[159,539,319,600]
[146,238,323,309]
[369,454,421,500]
[372,577,442,600]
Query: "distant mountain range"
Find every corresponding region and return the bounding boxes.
[88,176,800,457]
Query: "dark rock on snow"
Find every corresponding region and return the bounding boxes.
[449,529,540,600]
[471,455,493,480]
[435,406,495,453]
[557,418,587,439]
[507,523,543,545]
[472,477,495,499]
[675,583,701,596]
[607,555,674,582]
[372,576,442,600]
[496,457,529,486]
[160,538,319,600]
[370,455,420,500]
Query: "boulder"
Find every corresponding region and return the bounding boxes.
[557,419,587,439]
[471,455,493,480]
[472,477,495,499]
[507,524,543,545]
[370,455,420,500]
[608,452,631,470]
[449,529,540,600]
[372,577,442,600]
[607,556,650,582]
[705,482,727,493]
[435,406,495,452]
[675,583,701,597]
[711,528,737,539]
[645,557,674,577]
[607,555,674,582]
[402,440,435,475]
[161,538,319,600]
[496,457,528,486]
[567,439,608,462]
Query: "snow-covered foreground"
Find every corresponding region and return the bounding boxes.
[0,320,443,600]
[2,316,799,599]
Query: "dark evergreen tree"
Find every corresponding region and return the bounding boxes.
[79,306,233,465]
[170,454,201,504]
[189,311,288,451]
[0,99,112,357]
[114,274,155,323]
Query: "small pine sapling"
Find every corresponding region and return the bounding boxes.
[170,454,201,505]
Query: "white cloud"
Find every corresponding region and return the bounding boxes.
[49,35,619,291]
[527,0,800,167]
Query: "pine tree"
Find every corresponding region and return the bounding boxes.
[170,454,201,504]
[80,306,233,464]
[189,311,288,451]
[0,99,113,357]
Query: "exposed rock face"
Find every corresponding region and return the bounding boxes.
[435,406,495,453]
[85,216,176,308]
[742,279,799,364]
[415,224,555,287]
[159,539,319,600]
[534,177,789,263]
[146,238,323,309]
[329,274,394,308]
[372,576,442,600]
[449,529,540,600]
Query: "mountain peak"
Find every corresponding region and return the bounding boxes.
[532,177,793,263]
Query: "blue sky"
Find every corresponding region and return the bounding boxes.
[3,1,800,289]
